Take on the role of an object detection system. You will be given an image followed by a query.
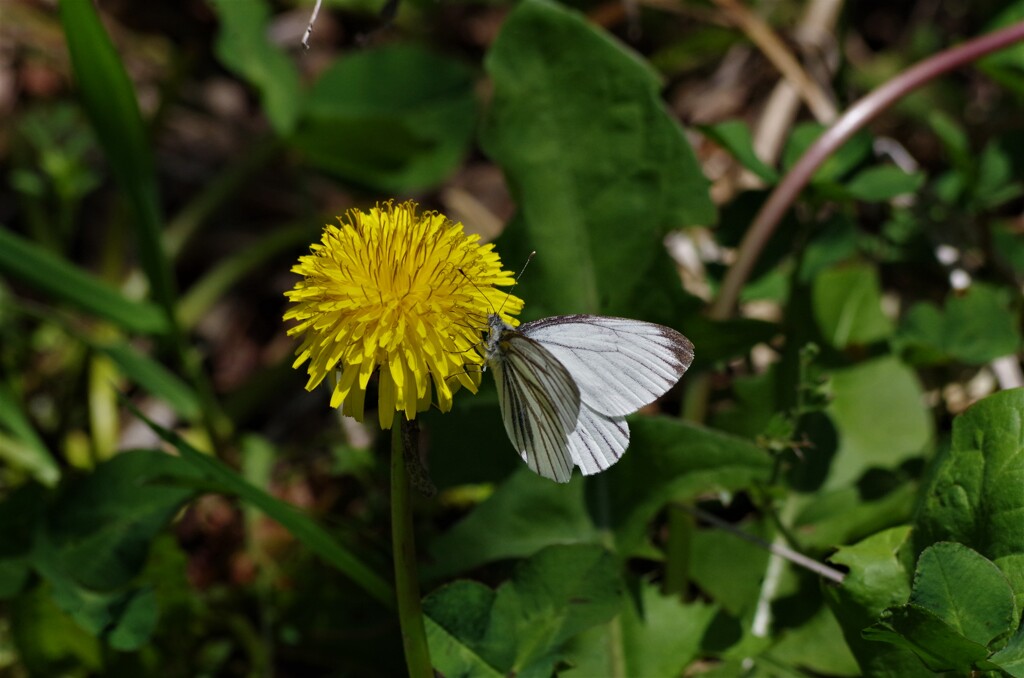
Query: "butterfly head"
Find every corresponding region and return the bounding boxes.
[485,313,514,361]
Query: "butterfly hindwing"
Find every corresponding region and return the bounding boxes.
[490,331,580,483]
[566,404,629,476]
[520,315,694,417]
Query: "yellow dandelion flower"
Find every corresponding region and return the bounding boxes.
[284,200,523,429]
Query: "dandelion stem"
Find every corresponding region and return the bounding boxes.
[391,419,433,678]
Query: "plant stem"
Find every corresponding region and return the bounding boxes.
[391,419,433,678]
[710,19,1024,322]
[683,504,845,584]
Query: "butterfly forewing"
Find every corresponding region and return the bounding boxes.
[520,315,694,417]
[490,331,580,483]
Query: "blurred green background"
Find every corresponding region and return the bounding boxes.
[1,0,1023,675]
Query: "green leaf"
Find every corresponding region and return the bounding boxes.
[125,403,394,607]
[914,388,1024,561]
[843,165,925,202]
[94,342,201,420]
[208,0,302,135]
[782,123,872,184]
[798,214,859,283]
[46,451,200,591]
[978,1,1024,95]
[864,604,990,673]
[106,586,158,652]
[621,583,718,677]
[481,0,714,315]
[993,219,1024,276]
[972,142,1023,209]
[425,544,621,678]
[825,356,932,489]
[907,542,1015,648]
[791,483,918,551]
[824,526,933,677]
[10,586,103,675]
[0,381,60,487]
[59,0,174,314]
[690,519,770,616]
[767,604,861,676]
[561,581,718,677]
[603,417,772,556]
[811,262,894,348]
[898,283,1023,365]
[990,623,1024,677]
[291,44,476,191]
[699,120,778,182]
[0,228,169,335]
[426,468,598,580]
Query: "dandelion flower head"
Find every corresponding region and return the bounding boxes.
[284,200,523,429]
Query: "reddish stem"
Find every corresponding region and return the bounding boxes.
[709,20,1024,321]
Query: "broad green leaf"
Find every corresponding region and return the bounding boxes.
[798,214,859,283]
[825,356,932,489]
[699,120,778,182]
[914,388,1024,562]
[690,520,770,616]
[782,123,872,184]
[561,581,718,678]
[991,622,1024,677]
[623,588,717,676]
[425,468,597,580]
[46,451,200,591]
[425,544,621,678]
[811,262,894,348]
[208,0,302,135]
[603,417,772,557]
[59,0,174,314]
[824,526,933,677]
[974,141,1024,209]
[94,342,201,420]
[843,165,925,202]
[481,0,714,315]
[864,604,990,672]
[291,44,476,191]
[0,381,60,486]
[424,581,504,678]
[768,604,861,676]
[126,404,394,607]
[792,483,918,550]
[898,283,1023,365]
[907,542,1015,647]
[10,586,103,675]
[106,586,158,652]
[978,2,1024,93]
[926,111,971,174]
[0,228,168,335]
[711,368,777,439]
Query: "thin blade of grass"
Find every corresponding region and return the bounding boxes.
[0,228,169,335]
[58,0,176,317]
[123,400,394,608]
[0,382,60,487]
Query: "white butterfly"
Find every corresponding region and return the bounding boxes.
[485,313,694,483]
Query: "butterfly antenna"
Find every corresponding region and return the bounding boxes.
[456,266,498,316]
[497,251,535,315]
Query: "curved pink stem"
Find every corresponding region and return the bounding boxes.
[709,20,1024,321]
